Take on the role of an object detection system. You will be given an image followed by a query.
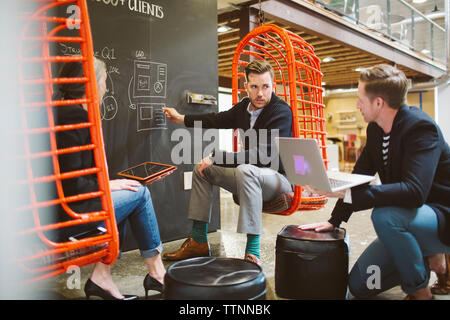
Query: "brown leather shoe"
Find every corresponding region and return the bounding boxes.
[163,237,210,261]
[244,253,261,266]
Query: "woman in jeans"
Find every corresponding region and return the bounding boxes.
[53,58,165,299]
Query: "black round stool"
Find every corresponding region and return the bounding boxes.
[275,225,349,299]
[163,257,266,300]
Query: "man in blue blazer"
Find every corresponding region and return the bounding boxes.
[162,60,293,265]
[301,64,450,300]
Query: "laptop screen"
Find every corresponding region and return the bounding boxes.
[293,155,311,175]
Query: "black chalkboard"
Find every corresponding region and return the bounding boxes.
[53,0,220,249]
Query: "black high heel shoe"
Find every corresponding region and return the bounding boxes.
[84,278,138,300]
[143,274,164,298]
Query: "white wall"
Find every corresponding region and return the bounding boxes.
[218,87,234,152]
[437,81,450,143]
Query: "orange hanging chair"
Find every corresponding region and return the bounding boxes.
[231,24,328,215]
[15,0,119,283]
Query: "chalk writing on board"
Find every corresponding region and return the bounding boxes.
[128,59,169,131]
[105,72,115,95]
[101,95,118,121]
[100,64,120,121]
[132,60,167,98]
[59,43,81,56]
[128,77,137,110]
[109,65,120,75]
[137,103,167,131]
[136,50,146,59]
[89,0,165,19]
[58,43,117,61]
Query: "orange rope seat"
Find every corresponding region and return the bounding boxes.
[232,24,328,215]
[15,0,118,282]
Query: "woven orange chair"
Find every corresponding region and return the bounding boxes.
[15,0,118,283]
[231,24,328,215]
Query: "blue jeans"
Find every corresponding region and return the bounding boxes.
[106,185,162,258]
[349,205,450,298]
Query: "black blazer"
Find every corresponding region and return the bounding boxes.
[184,92,293,174]
[329,105,450,246]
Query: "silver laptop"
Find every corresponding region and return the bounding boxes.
[275,137,375,192]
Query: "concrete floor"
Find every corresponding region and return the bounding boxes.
[31,189,449,300]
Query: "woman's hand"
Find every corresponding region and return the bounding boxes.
[109,179,141,192]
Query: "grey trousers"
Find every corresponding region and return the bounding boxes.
[188,164,292,235]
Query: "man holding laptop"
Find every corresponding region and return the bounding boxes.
[298,64,450,300]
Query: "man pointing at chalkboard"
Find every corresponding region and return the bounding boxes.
[162,60,293,265]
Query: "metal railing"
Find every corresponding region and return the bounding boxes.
[313,0,447,64]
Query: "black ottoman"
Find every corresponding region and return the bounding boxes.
[163,257,266,300]
[275,225,348,299]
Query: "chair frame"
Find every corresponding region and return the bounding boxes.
[16,0,119,283]
[231,24,328,215]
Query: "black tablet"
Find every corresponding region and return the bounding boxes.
[117,161,177,183]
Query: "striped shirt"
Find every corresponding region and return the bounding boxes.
[382,133,390,166]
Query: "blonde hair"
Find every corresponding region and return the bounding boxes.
[55,56,106,100]
[93,57,107,87]
[359,64,408,109]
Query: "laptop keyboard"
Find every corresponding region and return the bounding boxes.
[328,178,353,189]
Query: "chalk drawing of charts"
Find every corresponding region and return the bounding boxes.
[137,103,167,132]
[133,60,167,98]
[101,95,118,121]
